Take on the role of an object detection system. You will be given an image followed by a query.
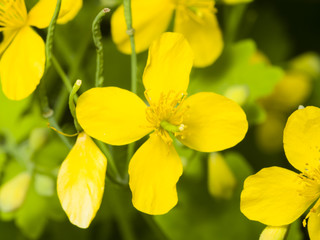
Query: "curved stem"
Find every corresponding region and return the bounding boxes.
[92,8,110,87]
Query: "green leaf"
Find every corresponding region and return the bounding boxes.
[188,40,284,123]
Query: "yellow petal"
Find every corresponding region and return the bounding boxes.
[57,132,107,229]
[129,133,183,215]
[0,172,31,212]
[178,92,248,152]
[143,32,194,103]
[174,6,223,67]
[308,210,320,240]
[111,0,174,54]
[76,87,150,145]
[283,106,320,172]
[27,0,82,29]
[0,26,45,100]
[0,30,18,55]
[240,167,316,226]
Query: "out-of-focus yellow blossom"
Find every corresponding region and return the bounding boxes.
[221,0,252,5]
[224,85,249,106]
[260,71,312,112]
[0,172,31,212]
[0,0,82,100]
[76,32,248,215]
[57,132,107,229]
[253,51,313,153]
[208,152,236,199]
[111,0,223,68]
[241,106,320,240]
[255,112,286,153]
[289,52,320,78]
[259,225,288,240]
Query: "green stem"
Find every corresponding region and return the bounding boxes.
[48,116,72,149]
[92,8,110,87]
[109,185,136,240]
[45,0,61,71]
[123,0,138,175]
[95,140,125,185]
[69,80,82,132]
[123,0,137,94]
[223,4,247,45]
[52,55,73,93]
[140,214,169,240]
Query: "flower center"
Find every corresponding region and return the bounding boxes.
[145,90,188,144]
[299,164,320,226]
[299,164,320,199]
[0,0,28,31]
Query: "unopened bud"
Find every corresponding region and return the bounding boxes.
[224,85,249,106]
[0,172,31,212]
[208,153,236,199]
[259,225,288,240]
[29,128,49,151]
[34,173,55,197]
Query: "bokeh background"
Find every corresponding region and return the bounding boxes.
[1,0,320,239]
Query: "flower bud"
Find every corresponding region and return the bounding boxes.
[208,153,236,199]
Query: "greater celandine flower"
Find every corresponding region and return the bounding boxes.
[57,132,107,228]
[241,106,320,240]
[111,0,223,68]
[76,32,248,215]
[0,0,82,100]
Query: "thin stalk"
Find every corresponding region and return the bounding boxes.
[45,0,61,71]
[123,0,138,94]
[68,80,82,132]
[223,4,247,45]
[123,0,138,174]
[140,214,169,240]
[92,8,110,87]
[95,140,125,185]
[39,0,71,148]
[52,55,73,93]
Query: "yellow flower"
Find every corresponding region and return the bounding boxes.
[241,106,320,240]
[57,132,107,229]
[111,0,223,68]
[76,32,248,215]
[0,0,82,100]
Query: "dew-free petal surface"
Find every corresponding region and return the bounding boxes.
[76,87,150,145]
[111,0,174,54]
[0,26,45,100]
[129,133,183,215]
[284,106,320,172]
[179,92,248,152]
[27,0,82,28]
[57,133,107,228]
[143,32,193,103]
[240,167,316,226]
[174,6,223,67]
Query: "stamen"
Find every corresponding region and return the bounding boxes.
[48,123,79,137]
[145,90,189,144]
